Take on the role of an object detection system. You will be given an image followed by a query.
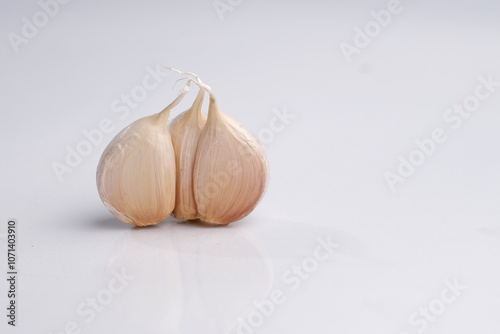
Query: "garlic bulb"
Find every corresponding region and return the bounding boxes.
[193,94,269,225]
[97,67,269,227]
[170,85,207,220]
[96,84,190,226]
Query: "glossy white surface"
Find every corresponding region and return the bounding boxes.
[1,1,500,333]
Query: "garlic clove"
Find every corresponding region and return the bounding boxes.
[193,95,269,225]
[96,84,190,226]
[170,85,207,220]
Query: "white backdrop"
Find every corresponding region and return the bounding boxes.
[1,0,500,333]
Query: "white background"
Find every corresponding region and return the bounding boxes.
[1,0,500,333]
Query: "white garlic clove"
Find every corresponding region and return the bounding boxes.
[96,84,190,226]
[193,95,269,225]
[170,85,207,220]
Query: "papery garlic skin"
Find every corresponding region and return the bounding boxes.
[96,114,176,226]
[170,87,207,220]
[193,96,269,225]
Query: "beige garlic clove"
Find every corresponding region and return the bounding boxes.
[193,94,269,225]
[96,84,190,226]
[170,85,207,220]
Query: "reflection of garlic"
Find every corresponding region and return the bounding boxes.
[170,86,207,220]
[96,84,190,226]
[193,95,269,225]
